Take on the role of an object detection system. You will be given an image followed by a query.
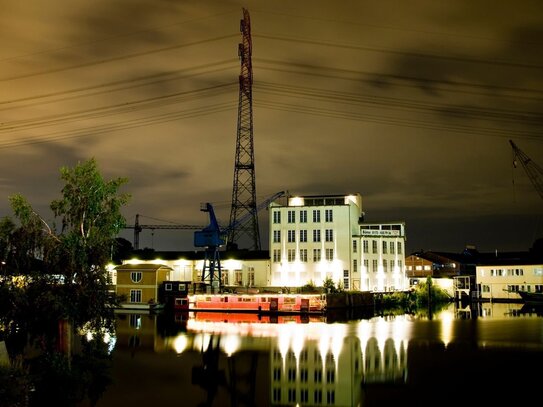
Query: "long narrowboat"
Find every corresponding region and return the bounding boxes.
[188,293,327,314]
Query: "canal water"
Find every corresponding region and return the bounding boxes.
[88,302,543,407]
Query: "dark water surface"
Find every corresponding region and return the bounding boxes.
[86,302,543,407]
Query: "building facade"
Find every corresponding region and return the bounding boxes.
[119,251,271,291]
[356,222,408,292]
[115,263,173,309]
[268,193,407,292]
[476,261,543,301]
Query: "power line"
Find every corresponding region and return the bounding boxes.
[0,34,238,82]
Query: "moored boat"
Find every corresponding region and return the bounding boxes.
[188,293,327,314]
[517,290,543,304]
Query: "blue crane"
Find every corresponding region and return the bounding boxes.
[194,190,285,291]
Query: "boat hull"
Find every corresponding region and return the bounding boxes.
[517,290,543,304]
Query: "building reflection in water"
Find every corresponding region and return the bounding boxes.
[110,303,542,407]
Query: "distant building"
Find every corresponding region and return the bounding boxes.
[114,192,408,293]
[476,253,543,301]
[269,193,407,292]
[115,263,173,309]
[405,243,543,301]
[119,250,271,291]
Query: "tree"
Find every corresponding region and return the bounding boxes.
[0,158,131,337]
[0,158,130,406]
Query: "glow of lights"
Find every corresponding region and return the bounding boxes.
[172,334,189,354]
[223,259,242,270]
[289,196,304,206]
[438,309,455,346]
[291,324,305,365]
[278,326,290,368]
[345,195,358,205]
[221,334,240,356]
[391,317,410,357]
[318,331,329,370]
[193,333,212,352]
[330,324,346,373]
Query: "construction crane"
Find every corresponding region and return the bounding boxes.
[510,140,543,201]
[124,214,203,250]
[194,191,285,291]
[228,7,260,251]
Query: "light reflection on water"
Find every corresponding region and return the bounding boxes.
[93,302,543,407]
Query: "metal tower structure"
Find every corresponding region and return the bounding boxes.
[510,139,543,201]
[228,8,260,251]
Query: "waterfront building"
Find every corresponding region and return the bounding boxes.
[115,263,173,309]
[119,250,271,290]
[269,193,408,291]
[405,242,543,301]
[476,256,543,301]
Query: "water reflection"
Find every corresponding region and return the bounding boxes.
[98,303,543,407]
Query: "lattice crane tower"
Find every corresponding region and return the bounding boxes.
[228,8,260,250]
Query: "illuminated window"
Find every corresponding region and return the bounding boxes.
[325,248,334,261]
[129,314,141,328]
[130,272,142,283]
[372,260,378,273]
[165,283,172,291]
[130,289,142,303]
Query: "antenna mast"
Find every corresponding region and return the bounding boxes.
[228,8,260,250]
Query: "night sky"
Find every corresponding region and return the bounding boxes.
[1,0,542,254]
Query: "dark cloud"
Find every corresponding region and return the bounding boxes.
[1,0,542,254]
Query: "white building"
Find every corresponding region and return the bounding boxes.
[356,222,408,292]
[476,260,543,301]
[269,193,407,292]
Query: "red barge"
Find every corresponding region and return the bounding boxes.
[187,293,327,314]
